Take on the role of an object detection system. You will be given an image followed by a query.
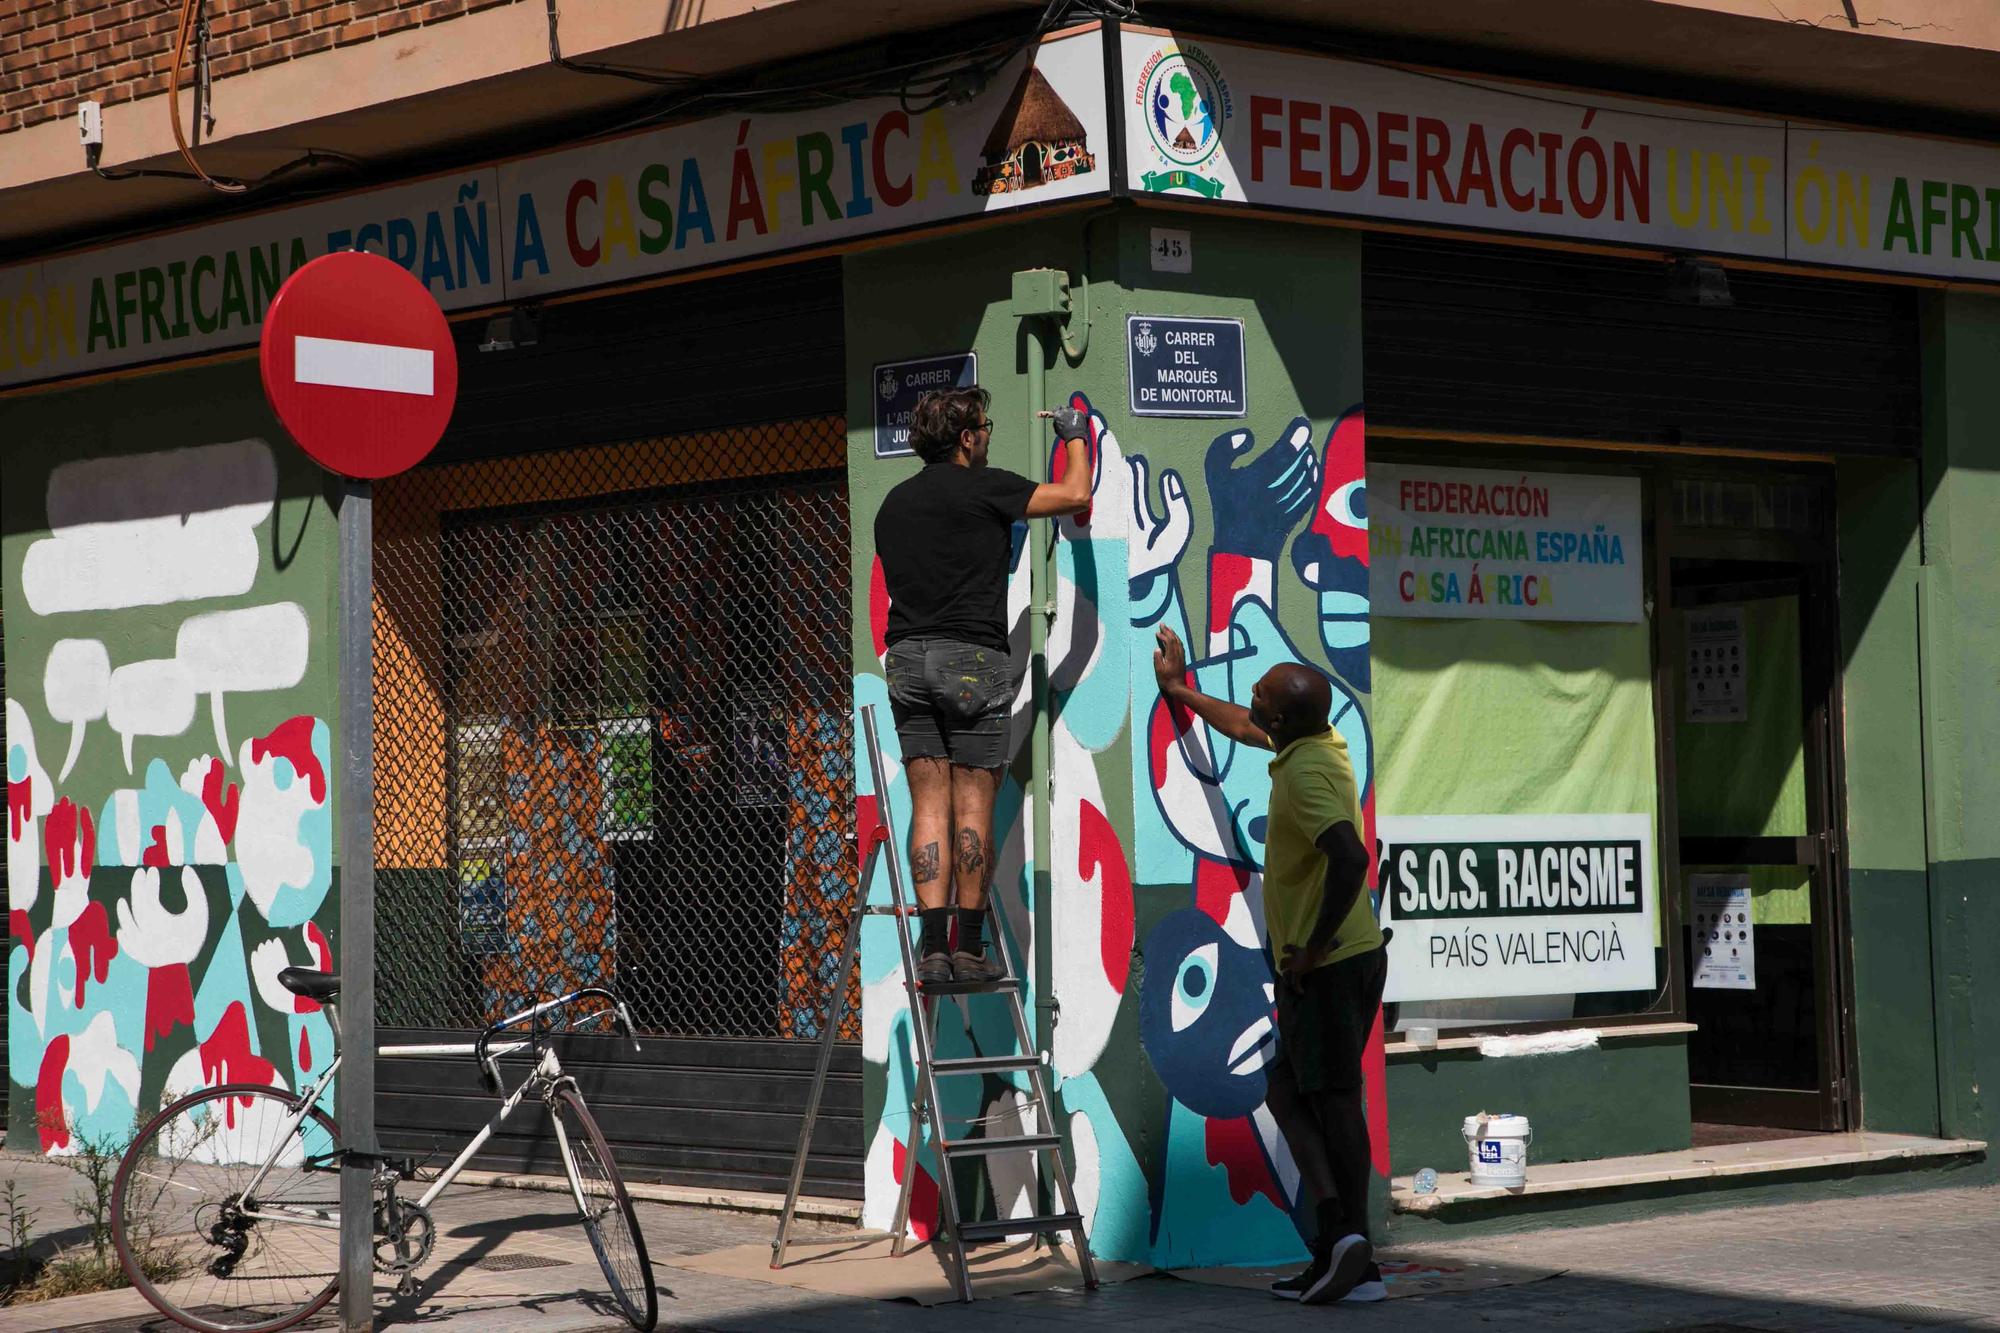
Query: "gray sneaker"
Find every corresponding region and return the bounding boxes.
[916,952,953,986]
[950,949,1007,984]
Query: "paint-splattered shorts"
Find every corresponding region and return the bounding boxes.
[883,637,1014,770]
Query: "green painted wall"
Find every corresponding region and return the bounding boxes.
[1835,455,1938,1136]
[1915,292,2000,1170]
[3,359,342,1151]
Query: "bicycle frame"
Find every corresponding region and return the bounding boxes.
[230,989,616,1232]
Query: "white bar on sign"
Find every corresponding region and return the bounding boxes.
[294,334,434,395]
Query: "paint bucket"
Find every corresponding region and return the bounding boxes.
[1462,1113,1532,1188]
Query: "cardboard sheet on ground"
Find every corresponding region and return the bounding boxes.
[1171,1253,1563,1300]
[674,1235,1151,1305]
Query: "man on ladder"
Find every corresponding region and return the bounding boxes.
[873,387,1091,983]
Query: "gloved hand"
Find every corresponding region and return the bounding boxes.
[1051,406,1090,442]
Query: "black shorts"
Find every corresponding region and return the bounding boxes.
[883,637,1015,770]
[1273,946,1388,1096]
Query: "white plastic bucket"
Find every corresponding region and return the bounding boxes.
[1462,1113,1532,1187]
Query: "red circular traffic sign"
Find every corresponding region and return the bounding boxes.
[259,251,459,479]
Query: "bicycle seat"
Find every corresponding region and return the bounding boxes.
[278,967,341,1002]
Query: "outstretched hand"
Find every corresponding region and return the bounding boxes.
[1153,625,1188,696]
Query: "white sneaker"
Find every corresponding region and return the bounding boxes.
[1342,1278,1388,1303]
[1300,1234,1371,1305]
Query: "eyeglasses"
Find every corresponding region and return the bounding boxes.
[976,419,995,433]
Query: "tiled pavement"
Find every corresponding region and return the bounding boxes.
[1,1148,1993,1331]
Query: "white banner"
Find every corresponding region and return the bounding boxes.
[1379,814,1656,1003]
[1369,465,1642,622]
[1787,125,2000,282]
[0,29,1108,388]
[1120,30,1786,259]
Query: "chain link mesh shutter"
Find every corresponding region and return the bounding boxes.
[373,416,859,1041]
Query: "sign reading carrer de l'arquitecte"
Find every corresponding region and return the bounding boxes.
[1378,814,1656,1002]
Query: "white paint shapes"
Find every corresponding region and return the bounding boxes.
[62,603,308,772]
[106,658,198,773]
[176,604,311,755]
[235,732,324,919]
[66,1011,142,1116]
[116,867,211,969]
[43,638,111,782]
[22,440,276,614]
[5,698,53,914]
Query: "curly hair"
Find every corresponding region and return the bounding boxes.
[908,386,990,463]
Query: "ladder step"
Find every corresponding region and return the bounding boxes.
[956,1212,1085,1243]
[943,1133,1062,1157]
[918,976,1022,996]
[931,1054,1041,1077]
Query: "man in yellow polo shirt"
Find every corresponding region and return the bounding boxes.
[1154,625,1387,1306]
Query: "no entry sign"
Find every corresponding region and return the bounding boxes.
[259,251,459,478]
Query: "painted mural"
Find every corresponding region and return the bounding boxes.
[855,392,1377,1267]
[5,434,338,1153]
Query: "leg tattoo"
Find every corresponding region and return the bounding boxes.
[954,828,986,886]
[912,840,941,886]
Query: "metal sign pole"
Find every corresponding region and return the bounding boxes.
[337,476,378,1332]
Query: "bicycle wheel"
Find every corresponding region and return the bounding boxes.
[113,1082,343,1333]
[552,1087,656,1330]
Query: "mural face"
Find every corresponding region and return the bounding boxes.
[6,435,337,1153]
[857,389,1376,1267]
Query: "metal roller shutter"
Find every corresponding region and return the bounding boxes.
[1364,234,1920,457]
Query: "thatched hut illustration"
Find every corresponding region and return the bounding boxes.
[972,65,1097,196]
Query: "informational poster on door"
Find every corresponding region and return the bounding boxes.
[1686,606,1747,723]
[1370,465,1643,622]
[1690,873,1756,989]
[1377,813,1656,1002]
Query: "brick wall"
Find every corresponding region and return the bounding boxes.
[0,0,520,137]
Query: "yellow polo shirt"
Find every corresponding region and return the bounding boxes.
[1264,729,1381,971]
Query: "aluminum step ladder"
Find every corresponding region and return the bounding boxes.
[771,703,1098,1303]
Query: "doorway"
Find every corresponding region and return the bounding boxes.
[1666,528,1851,1132]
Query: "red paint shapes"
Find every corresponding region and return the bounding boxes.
[142,825,171,869]
[69,901,116,1005]
[1362,790,1377,888]
[307,921,333,971]
[199,1003,281,1127]
[299,1024,314,1073]
[1194,859,1251,925]
[36,1036,71,1152]
[1077,800,1133,994]
[7,776,30,844]
[145,963,196,1052]
[869,556,890,659]
[891,1137,939,1242]
[251,717,327,804]
[1147,692,1196,789]
[856,794,888,868]
[1208,552,1257,636]
[10,910,34,960]
[1364,1005,1391,1177]
[1311,407,1370,564]
[43,799,95,883]
[201,758,242,844]
[1204,1114,1285,1212]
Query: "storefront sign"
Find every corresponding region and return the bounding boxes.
[1786,127,2000,282]
[1126,314,1245,416]
[1690,873,1755,990]
[872,352,978,457]
[1686,606,1747,722]
[1122,31,1788,260]
[1378,814,1657,1002]
[0,29,1108,389]
[1370,465,1642,621]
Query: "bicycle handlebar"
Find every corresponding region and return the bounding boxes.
[473,986,641,1094]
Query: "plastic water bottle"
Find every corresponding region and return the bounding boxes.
[1413,1167,1439,1194]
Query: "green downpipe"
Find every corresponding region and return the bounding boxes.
[1024,316,1055,1055]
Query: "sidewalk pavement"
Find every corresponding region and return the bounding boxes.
[1,1147,1994,1332]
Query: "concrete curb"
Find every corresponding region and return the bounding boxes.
[446,1167,863,1222]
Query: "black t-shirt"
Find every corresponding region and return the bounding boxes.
[875,461,1038,653]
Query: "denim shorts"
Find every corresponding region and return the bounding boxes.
[883,637,1015,770]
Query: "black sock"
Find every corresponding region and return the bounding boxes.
[921,908,951,956]
[956,908,986,955]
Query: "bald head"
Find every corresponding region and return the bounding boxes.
[1254,663,1332,745]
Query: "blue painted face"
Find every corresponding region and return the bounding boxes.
[1140,909,1278,1120]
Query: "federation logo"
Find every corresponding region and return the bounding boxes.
[1133,322,1158,358]
[1134,42,1231,198]
[879,368,899,401]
